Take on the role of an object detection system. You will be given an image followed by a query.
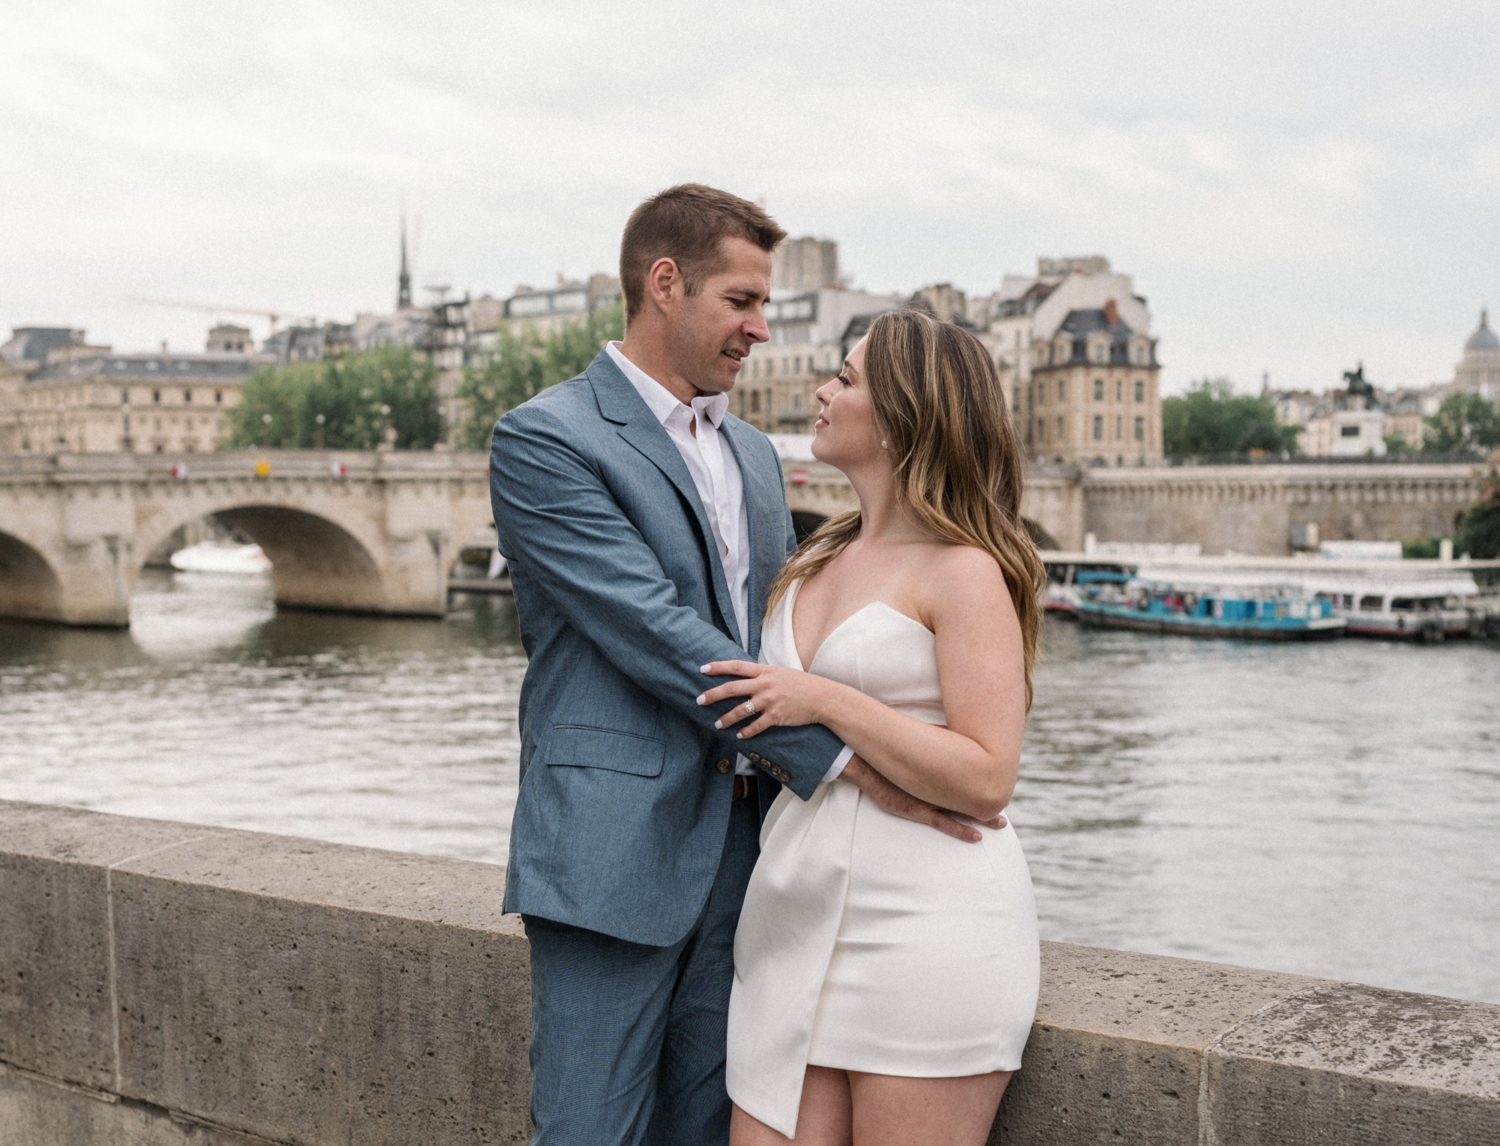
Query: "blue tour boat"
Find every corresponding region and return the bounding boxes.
[1074,577,1347,641]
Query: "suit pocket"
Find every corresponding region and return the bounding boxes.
[540,725,666,778]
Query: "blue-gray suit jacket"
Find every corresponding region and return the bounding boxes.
[489,349,843,946]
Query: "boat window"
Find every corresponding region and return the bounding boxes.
[1358,595,1384,611]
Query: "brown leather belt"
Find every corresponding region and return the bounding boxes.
[732,775,758,801]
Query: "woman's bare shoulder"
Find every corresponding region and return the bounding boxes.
[912,543,1012,624]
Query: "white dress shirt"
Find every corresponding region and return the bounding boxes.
[607,342,849,783]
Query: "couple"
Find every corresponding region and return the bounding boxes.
[489,184,1044,1145]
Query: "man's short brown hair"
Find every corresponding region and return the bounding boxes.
[619,184,787,320]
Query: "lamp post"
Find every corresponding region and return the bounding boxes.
[315,412,326,450]
[262,411,272,448]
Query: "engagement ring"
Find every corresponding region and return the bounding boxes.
[743,700,757,715]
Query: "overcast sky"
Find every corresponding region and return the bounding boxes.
[4,1,1497,394]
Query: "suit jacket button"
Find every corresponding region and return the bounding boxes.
[715,758,732,774]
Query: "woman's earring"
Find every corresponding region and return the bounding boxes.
[880,439,888,449]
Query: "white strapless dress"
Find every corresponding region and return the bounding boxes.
[726,582,1040,1138]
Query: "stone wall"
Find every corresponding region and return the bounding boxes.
[3,799,1497,1145]
[1083,463,1484,555]
[785,459,1486,555]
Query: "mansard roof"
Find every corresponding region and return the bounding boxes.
[1046,308,1154,367]
[32,353,257,382]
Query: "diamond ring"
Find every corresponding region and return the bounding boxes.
[743,699,757,715]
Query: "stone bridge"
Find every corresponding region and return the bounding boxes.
[2,450,1488,627]
[782,458,1486,554]
[0,451,494,626]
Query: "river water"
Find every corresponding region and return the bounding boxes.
[2,569,1497,1004]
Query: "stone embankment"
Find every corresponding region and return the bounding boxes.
[2,799,1497,1145]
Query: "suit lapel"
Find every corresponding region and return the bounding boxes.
[721,416,787,660]
[588,352,743,647]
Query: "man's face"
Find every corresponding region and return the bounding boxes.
[663,236,772,395]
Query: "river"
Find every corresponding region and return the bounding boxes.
[2,568,1497,1004]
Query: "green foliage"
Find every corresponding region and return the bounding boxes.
[1383,434,1418,456]
[1401,537,1442,559]
[1423,393,1500,455]
[458,303,625,450]
[1455,469,1500,559]
[222,346,440,450]
[1161,378,1298,460]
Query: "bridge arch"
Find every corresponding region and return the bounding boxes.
[0,529,64,622]
[136,502,386,614]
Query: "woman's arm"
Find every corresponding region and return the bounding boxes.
[700,546,1026,821]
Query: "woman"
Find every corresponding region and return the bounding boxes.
[698,310,1045,1145]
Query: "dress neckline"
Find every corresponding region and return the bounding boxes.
[786,580,933,674]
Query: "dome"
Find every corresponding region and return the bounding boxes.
[1464,310,1499,353]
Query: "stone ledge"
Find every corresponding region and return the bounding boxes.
[3,799,1497,1146]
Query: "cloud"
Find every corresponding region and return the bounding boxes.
[2,0,1497,391]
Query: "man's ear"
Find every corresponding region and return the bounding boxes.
[645,256,680,312]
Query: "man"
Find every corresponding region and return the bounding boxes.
[490,184,989,1145]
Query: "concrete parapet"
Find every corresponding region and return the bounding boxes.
[2,799,1497,1145]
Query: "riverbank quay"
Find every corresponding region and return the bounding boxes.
[3,800,1497,1145]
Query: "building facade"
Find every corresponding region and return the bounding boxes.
[1027,301,1162,466]
[969,257,1160,463]
[0,328,252,454]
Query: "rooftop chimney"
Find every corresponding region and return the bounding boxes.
[1103,298,1119,327]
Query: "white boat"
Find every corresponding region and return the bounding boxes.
[1311,579,1478,641]
[169,541,272,576]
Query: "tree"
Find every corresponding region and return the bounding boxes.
[1161,378,1298,460]
[1423,393,1500,455]
[458,303,624,450]
[1455,468,1500,559]
[222,346,440,450]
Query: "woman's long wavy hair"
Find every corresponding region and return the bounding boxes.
[766,309,1047,709]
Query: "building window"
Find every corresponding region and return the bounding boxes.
[1057,379,1066,402]
[794,357,801,374]
[184,389,192,403]
[121,390,129,404]
[1115,379,1123,402]
[1093,378,1104,401]
[215,390,222,403]
[152,390,161,403]
[1134,417,1145,442]
[1056,416,1065,441]
[1037,418,1046,443]
[1340,424,1361,438]
[750,390,761,413]
[1115,415,1122,440]
[1093,415,1103,441]
[1135,380,1145,403]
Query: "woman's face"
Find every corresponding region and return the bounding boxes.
[811,337,885,470]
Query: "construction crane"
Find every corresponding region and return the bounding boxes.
[124,297,317,332]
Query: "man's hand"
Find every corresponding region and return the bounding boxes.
[838,756,1006,843]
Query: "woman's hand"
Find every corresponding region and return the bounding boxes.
[697,661,838,739]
